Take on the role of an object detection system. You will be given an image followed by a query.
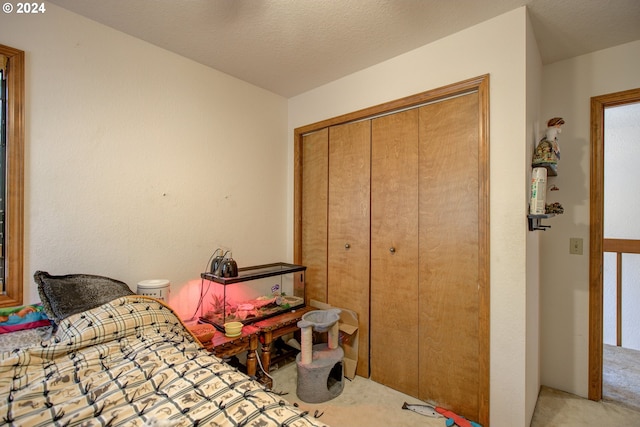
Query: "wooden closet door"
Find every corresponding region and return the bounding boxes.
[418,92,480,420]
[370,109,420,395]
[301,129,329,304]
[327,120,371,377]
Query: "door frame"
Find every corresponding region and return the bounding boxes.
[293,74,490,425]
[588,87,640,400]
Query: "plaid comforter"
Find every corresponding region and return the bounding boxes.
[0,295,328,427]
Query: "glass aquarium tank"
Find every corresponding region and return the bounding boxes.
[199,263,306,330]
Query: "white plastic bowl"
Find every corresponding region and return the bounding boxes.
[224,321,243,336]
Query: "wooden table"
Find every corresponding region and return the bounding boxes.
[204,325,260,377]
[253,306,315,387]
[202,306,315,387]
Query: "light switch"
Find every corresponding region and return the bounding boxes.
[569,237,583,255]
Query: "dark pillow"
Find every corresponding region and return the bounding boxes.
[34,271,133,321]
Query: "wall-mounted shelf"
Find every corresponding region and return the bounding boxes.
[528,214,556,231]
[532,162,557,176]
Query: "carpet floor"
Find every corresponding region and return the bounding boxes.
[603,343,640,412]
[269,362,640,427]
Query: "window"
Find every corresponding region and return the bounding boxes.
[0,44,24,307]
[0,59,4,290]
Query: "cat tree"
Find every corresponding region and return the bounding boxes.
[296,308,345,403]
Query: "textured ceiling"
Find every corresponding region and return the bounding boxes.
[48,0,640,98]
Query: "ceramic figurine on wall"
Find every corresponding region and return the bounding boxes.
[533,117,565,167]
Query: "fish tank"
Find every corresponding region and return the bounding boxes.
[199,263,306,331]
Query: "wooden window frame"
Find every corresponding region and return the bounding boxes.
[0,44,25,307]
[588,87,640,400]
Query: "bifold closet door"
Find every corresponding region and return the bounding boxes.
[301,129,329,305]
[370,109,420,396]
[418,92,480,419]
[327,120,371,378]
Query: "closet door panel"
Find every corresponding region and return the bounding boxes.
[370,109,420,395]
[301,129,329,305]
[327,120,371,377]
[418,92,480,418]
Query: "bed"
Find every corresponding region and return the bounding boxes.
[0,272,329,427]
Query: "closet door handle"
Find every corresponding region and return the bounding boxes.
[389,247,396,254]
[345,243,350,249]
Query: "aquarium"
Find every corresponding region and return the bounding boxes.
[199,263,306,330]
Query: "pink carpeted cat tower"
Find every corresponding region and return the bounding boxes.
[296,308,345,403]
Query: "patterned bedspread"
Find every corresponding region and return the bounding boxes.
[0,296,329,427]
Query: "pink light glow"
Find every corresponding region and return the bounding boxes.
[170,278,205,321]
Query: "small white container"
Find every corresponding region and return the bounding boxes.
[530,167,547,215]
[223,321,243,337]
[137,279,170,301]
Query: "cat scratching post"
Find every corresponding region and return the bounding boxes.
[296,309,344,403]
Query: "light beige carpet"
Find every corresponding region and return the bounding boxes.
[269,362,640,427]
[531,386,640,427]
[270,363,445,427]
[603,343,640,412]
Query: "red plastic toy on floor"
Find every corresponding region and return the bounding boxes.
[402,401,482,427]
[435,406,482,427]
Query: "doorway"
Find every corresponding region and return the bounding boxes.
[589,87,640,405]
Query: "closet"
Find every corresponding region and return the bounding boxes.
[370,108,420,396]
[294,75,489,425]
[327,120,371,376]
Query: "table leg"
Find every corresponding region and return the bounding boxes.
[260,330,273,387]
[246,334,257,378]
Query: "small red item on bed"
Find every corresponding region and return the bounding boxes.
[0,304,50,334]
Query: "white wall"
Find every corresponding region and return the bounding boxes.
[603,103,640,350]
[288,8,532,426]
[0,3,289,320]
[540,40,640,397]
[8,2,639,423]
